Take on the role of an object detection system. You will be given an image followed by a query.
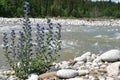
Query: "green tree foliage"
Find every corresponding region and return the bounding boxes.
[0,0,120,18]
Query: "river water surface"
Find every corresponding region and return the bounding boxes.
[0,24,120,68]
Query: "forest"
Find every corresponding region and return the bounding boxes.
[0,0,120,18]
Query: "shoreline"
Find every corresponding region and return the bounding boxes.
[0,17,120,26]
[1,49,120,79]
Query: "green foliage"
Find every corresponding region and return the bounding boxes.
[0,0,120,18]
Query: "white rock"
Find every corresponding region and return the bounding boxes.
[91,54,96,60]
[89,75,94,80]
[28,74,38,80]
[0,75,7,80]
[74,52,91,62]
[92,62,98,67]
[117,76,120,79]
[11,70,15,75]
[86,62,92,65]
[107,62,120,76]
[93,56,101,63]
[56,69,78,79]
[68,78,83,80]
[78,65,87,70]
[77,70,89,76]
[106,77,114,80]
[98,62,103,66]
[98,76,105,80]
[7,75,17,80]
[59,61,69,69]
[75,61,84,65]
[100,65,106,69]
[73,61,84,69]
[94,66,99,70]
[6,70,11,75]
[100,49,120,62]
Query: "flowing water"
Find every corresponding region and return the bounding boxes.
[0,24,120,68]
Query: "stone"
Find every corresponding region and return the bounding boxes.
[47,67,60,72]
[74,52,92,62]
[7,75,18,80]
[68,77,84,80]
[117,76,120,79]
[77,70,89,76]
[0,74,7,80]
[98,69,107,73]
[6,70,12,75]
[93,56,101,63]
[28,74,38,80]
[86,62,92,65]
[98,76,105,80]
[92,62,98,67]
[89,75,94,80]
[73,61,84,69]
[39,72,56,79]
[59,61,69,69]
[106,77,114,80]
[10,70,15,75]
[97,62,103,66]
[100,49,120,62]
[106,62,120,76]
[69,59,76,65]
[94,66,99,70]
[56,69,78,79]
[91,54,96,60]
[100,65,107,69]
[77,65,87,70]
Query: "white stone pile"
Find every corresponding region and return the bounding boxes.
[1,49,120,80]
[39,49,120,80]
[0,17,120,26]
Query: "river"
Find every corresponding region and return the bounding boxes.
[0,24,120,69]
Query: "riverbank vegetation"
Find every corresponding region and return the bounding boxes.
[0,0,120,18]
[2,1,61,79]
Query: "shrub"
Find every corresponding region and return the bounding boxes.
[2,1,61,79]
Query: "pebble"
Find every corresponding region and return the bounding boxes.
[59,61,69,69]
[7,75,18,80]
[74,52,91,62]
[106,77,114,80]
[68,77,84,80]
[56,69,78,79]
[77,70,89,76]
[0,74,7,80]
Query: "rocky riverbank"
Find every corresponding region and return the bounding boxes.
[0,18,120,26]
[1,49,120,80]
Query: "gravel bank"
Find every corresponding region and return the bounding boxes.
[0,18,120,26]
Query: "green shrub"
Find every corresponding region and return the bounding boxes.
[2,1,61,79]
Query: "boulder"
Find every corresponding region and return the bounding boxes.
[107,62,120,76]
[100,49,120,62]
[56,69,78,79]
[74,52,92,62]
